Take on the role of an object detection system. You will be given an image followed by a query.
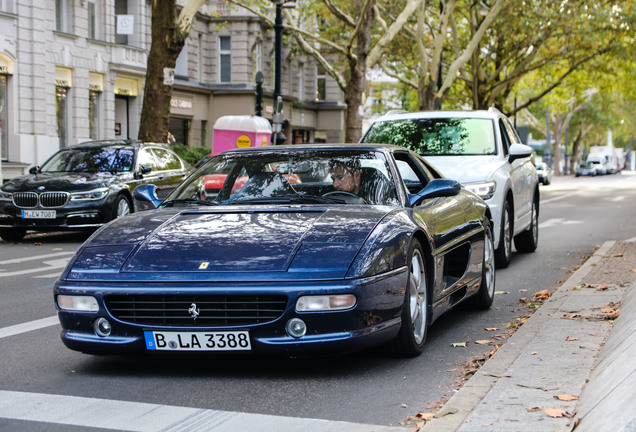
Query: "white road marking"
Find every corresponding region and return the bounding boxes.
[0,390,403,432]
[540,192,578,205]
[538,218,584,229]
[0,316,59,340]
[33,272,63,279]
[0,257,70,277]
[0,251,74,265]
[604,196,625,202]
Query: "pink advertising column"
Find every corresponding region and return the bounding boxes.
[212,115,272,154]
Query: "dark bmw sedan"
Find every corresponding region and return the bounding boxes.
[0,140,190,242]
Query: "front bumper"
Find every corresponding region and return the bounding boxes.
[55,269,408,356]
[0,199,113,230]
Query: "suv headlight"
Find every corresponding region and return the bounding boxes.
[465,181,496,200]
[71,187,110,201]
[0,191,12,201]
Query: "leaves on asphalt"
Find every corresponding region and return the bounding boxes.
[527,406,543,412]
[554,394,579,401]
[545,408,574,418]
[452,342,467,347]
[485,327,499,331]
[566,336,579,341]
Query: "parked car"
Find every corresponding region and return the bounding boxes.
[535,161,551,185]
[361,108,539,268]
[55,144,495,358]
[575,162,598,177]
[0,140,190,242]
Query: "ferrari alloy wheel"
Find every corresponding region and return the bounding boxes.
[465,221,495,310]
[514,198,539,253]
[495,200,512,268]
[113,195,132,219]
[388,241,428,357]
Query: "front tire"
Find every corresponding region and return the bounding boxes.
[386,241,428,357]
[495,200,513,268]
[0,227,27,242]
[112,195,132,220]
[514,197,539,253]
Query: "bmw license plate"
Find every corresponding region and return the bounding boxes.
[144,330,251,351]
[21,210,56,219]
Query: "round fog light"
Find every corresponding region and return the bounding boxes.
[94,318,112,337]
[286,318,307,339]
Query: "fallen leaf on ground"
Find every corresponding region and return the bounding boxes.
[452,342,467,347]
[34,242,42,246]
[545,408,568,418]
[573,286,582,290]
[409,412,435,421]
[401,403,409,408]
[631,269,636,273]
[482,422,493,426]
[527,406,543,412]
[596,283,609,291]
[446,368,458,372]
[495,291,509,295]
[434,408,458,418]
[519,289,528,292]
[554,394,579,401]
[566,336,579,341]
[532,289,550,300]
[485,327,499,331]
[530,352,538,355]
[475,340,491,344]
[612,253,623,257]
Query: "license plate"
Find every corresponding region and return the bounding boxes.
[21,210,56,219]
[144,330,251,351]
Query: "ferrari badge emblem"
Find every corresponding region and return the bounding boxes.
[188,303,200,320]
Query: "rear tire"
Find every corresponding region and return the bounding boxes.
[514,198,539,253]
[387,241,428,357]
[0,227,27,242]
[495,200,512,268]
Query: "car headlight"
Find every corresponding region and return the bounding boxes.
[296,295,357,312]
[57,295,99,312]
[465,181,496,200]
[70,187,110,201]
[0,191,12,201]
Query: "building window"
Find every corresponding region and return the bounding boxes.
[89,89,101,139]
[56,85,70,148]
[219,36,231,83]
[0,0,15,14]
[87,1,103,40]
[316,65,326,101]
[0,75,8,161]
[55,0,72,33]
[175,39,188,78]
[252,42,262,80]
[115,0,129,45]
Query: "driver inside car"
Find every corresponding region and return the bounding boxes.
[329,159,362,195]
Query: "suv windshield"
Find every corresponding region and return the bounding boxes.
[41,148,135,173]
[363,118,496,155]
[165,149,399,207]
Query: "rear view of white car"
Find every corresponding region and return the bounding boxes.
[361,108,539,268]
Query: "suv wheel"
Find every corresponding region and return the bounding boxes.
[495,200,512,268]
[514,198,539,252]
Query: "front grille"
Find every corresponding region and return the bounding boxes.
[12,192,38,208]
[40,192,70,207]
[12,191,70,208]
[105,294,288,327]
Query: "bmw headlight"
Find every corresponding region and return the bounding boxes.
[0,191,12,201]
[465,181,496,201]
[71,187,109,201]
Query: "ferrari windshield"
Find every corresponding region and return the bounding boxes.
[363,118,496,155]
[41,148,135,173]
[165,149,399,206]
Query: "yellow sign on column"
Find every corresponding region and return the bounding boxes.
[237,135,252,148]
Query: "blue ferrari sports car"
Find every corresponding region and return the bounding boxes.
[55,144,495,357]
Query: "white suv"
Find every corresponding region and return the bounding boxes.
[362,108,539,268]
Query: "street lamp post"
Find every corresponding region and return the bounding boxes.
[270,0,295,144]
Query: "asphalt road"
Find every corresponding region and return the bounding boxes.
[1,172,635,430]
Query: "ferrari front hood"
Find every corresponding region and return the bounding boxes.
[68,206,392,281]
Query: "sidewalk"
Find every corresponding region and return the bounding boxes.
[422,239,636,432]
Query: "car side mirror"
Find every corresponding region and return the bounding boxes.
[509,143,533,162]
[133,184,162,209]
[134,164,153,179]
[409,179,461,207]
[29,166,40,174]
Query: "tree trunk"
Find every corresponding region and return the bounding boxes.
[570,129,582,173]
[138,1,183,143]
[551,114,563,176]
[344,0,376,142]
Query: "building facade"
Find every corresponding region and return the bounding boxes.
[0,0,346,182]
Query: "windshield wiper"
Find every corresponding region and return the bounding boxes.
[162,198,219,207]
